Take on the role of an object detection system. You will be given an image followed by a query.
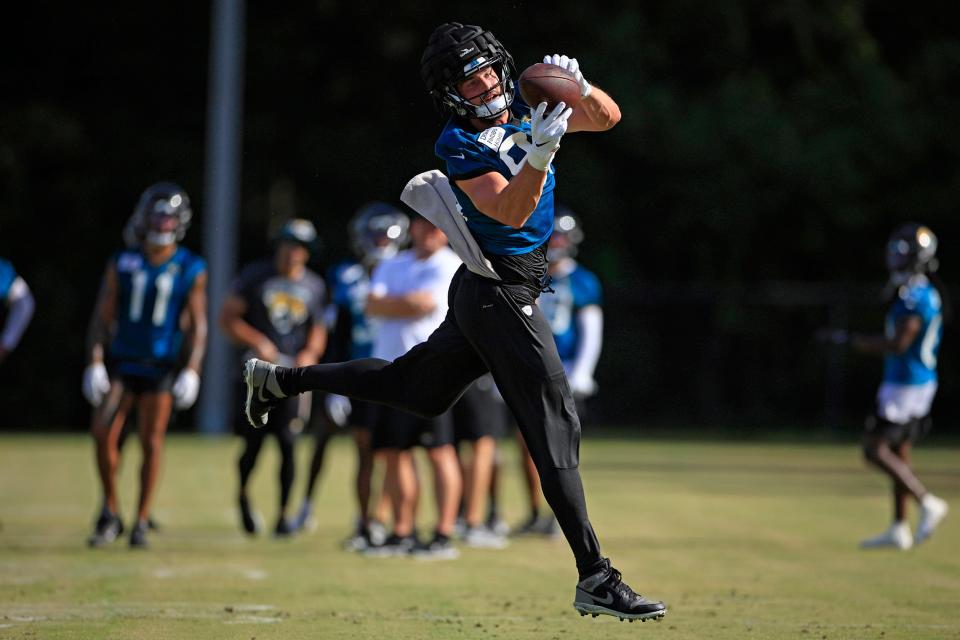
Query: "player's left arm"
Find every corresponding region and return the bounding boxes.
[568,88,621,133]
[170,271,208,410]
[569,304,603,396]
[182,271,208,374]
[543,54,621,133]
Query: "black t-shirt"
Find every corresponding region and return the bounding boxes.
[231,259,326,356]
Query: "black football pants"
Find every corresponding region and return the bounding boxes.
[279,266,604,578]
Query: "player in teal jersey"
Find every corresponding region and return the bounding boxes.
[853,224,949,549]
[823,224,950,549]
[83,183,207,549]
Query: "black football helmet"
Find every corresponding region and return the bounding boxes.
[349,202,409,265]
[548,206,585,261]
[886,223,938,277]
[126,182,193,247]
[420,22,516,120]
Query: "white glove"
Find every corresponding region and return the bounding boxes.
[171,369,201,409]
[544,53,592,98]
[324,393,352,428]
[82,362,111,407]
[568,371,598,399]
[527,101,573,172]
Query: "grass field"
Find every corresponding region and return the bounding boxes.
[0,432,958,639]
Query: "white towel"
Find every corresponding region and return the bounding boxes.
[400,170,501,281]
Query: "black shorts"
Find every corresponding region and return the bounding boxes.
[453,374,508,442]
[371,405,454,451]
[117,371,175,394]
[864,413,934,446]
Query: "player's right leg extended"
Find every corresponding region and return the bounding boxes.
[244,305,488,427]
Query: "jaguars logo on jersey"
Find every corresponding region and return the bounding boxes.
[263,286,309,335]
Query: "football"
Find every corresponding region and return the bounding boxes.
[518,63,582,111]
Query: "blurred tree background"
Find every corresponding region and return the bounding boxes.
[1,1,958,431]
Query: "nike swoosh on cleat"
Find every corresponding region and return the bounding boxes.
[594,592,615,605]
[451,153,465,159]
[256,383,272,403]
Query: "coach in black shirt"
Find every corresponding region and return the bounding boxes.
[220,218,327,536]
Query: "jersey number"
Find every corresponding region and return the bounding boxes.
[129,270,175,326]
[920,314,942,369]
[498,132,554,176]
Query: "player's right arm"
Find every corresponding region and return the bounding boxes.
[455,102,571,229]
[851,315,922,355]
[218,293,278,362]
[456,167,547,230]
[0,272,35,364]
[82,262,117,406]
[87,262,118,366]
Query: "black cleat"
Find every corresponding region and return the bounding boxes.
[88,510,124,547]
[239,495,261,535]
[242,358,287,428]
[129,520,149,549]
[573,559,667,621]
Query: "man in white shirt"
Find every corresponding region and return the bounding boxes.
[364,214,463,559]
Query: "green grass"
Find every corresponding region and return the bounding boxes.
[1,432,958,639]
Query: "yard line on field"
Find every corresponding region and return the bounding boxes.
[150,563,268,580]
[225,604,275,611]
[223,616,282,624]
[0,601,280,623]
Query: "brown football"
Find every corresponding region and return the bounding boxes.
[518,63,581,111]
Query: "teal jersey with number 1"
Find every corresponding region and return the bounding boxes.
[109,247,206,377]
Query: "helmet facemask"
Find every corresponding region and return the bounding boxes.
[442,57,515,120]
[145,197,186,247]
[129,182,192,248]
